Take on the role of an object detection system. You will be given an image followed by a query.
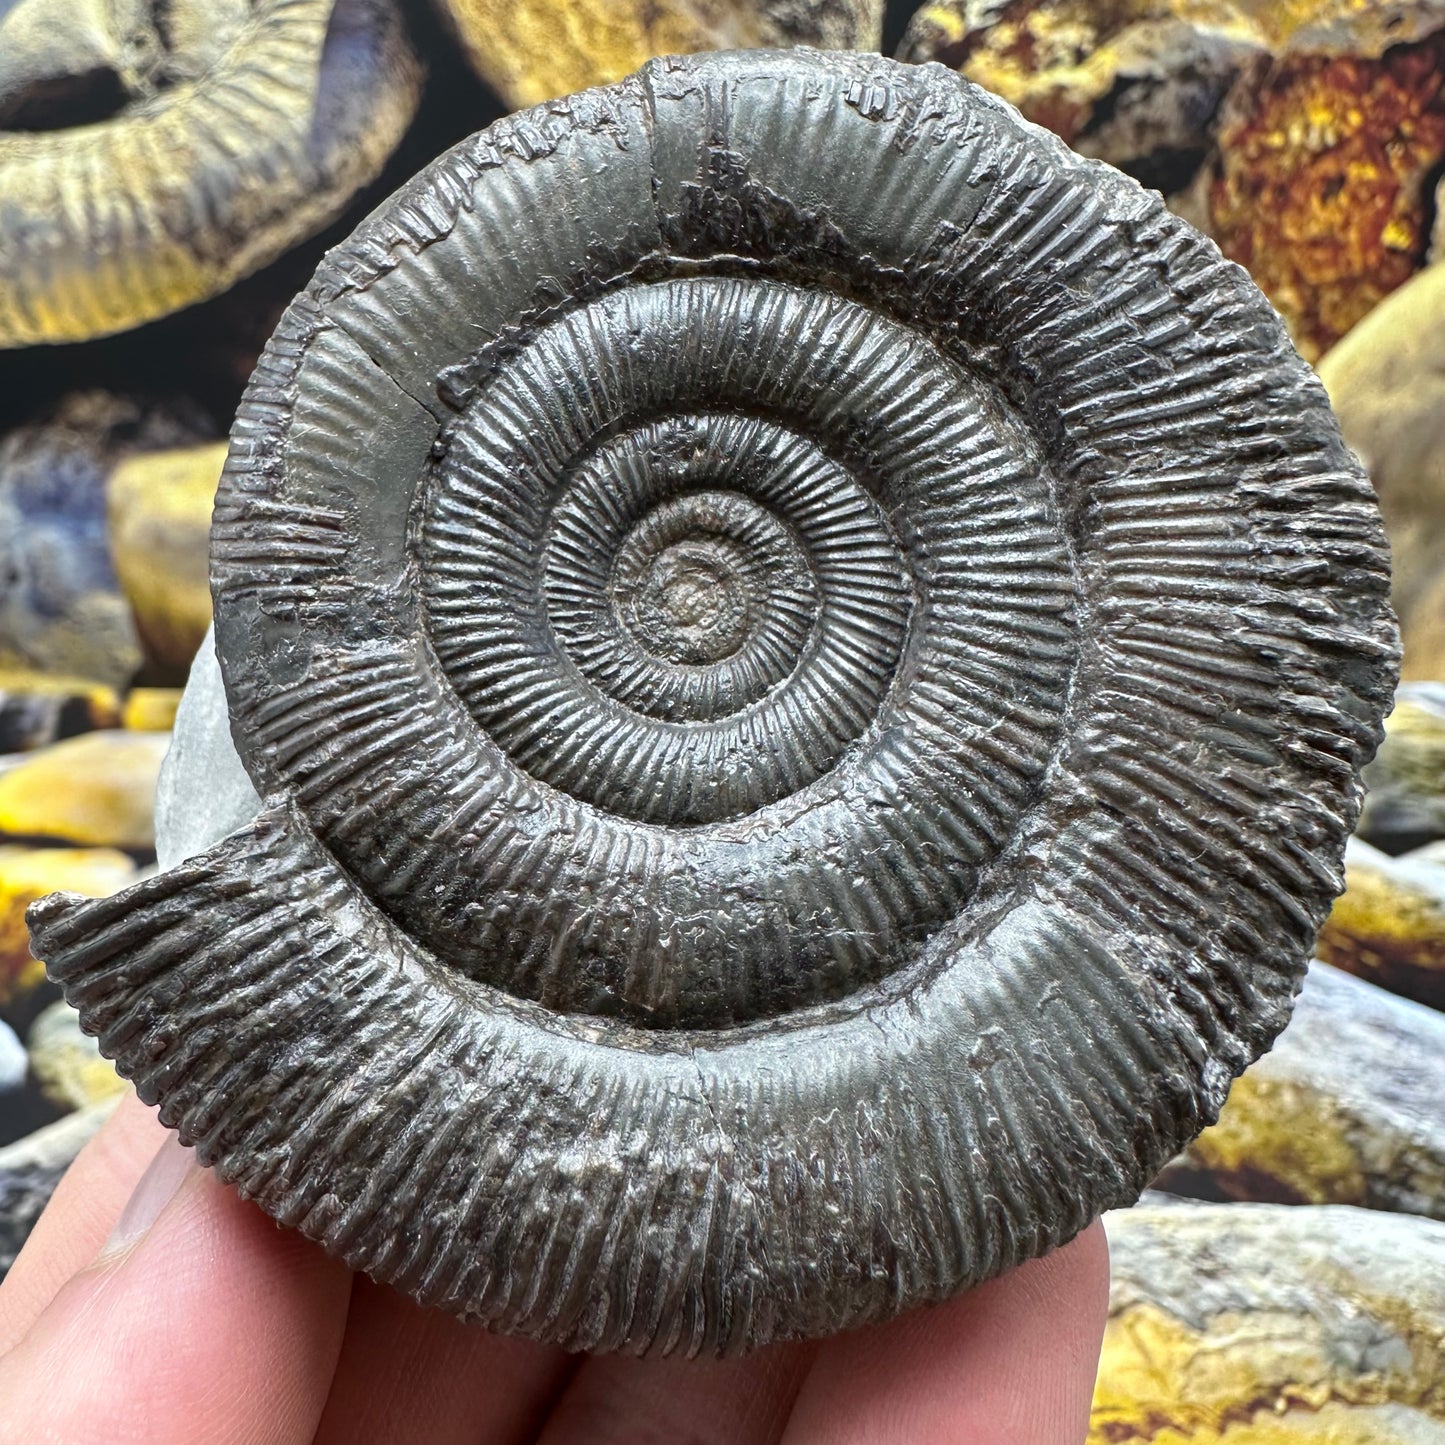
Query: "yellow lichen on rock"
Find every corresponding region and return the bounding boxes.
[107,442,224,677]
[0,845,137,1004]
[436,0,883,108]
[1092,1203,1445,1442]
[1157,962,1445,1216]
[1315,840,1445,1008]
[0,732,168,849]
[1093,1303,1445,1441]
[121,688,183,733]
[1184,1068,1368,1204]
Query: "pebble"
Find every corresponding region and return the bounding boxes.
[0,1100,117,1279]
[1315,839,1445,1009]
[0,730,168,849]
[1357,682,1445,854]
[0,669,121,752]
[0,1018,25,1094]
[106,442,224,677]
[1319,262,1445,679]
[26,999,124,1113]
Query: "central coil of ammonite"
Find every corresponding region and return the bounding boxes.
[29,49,1397,1356]
[413,275,1071,1026]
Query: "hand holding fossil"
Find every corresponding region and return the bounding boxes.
[0,1092,1107,1445]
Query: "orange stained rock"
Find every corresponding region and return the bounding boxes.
[1209,38,1445,359]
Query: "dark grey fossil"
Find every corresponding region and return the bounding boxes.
[27,48,1398,1355]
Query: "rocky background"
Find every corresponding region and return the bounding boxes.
[3,0,1445,1435]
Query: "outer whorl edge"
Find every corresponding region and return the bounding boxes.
[29,48,1397,1355]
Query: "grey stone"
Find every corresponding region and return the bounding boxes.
[1100,1201,1445,1438]
[0,1019,26,1094]
[26,999,123,1113]
[154,628,260,871]
[0,1101,116,1279]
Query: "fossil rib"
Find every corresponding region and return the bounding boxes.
[28,50,1397,1355]
[0,0,421,348]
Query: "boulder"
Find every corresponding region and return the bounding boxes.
[1157,962,1445,1214]
[1094,1201,1445,1442]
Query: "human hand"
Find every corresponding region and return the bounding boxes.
[0,1091,1108,1444]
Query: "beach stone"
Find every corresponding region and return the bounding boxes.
[0,669,120,753]
[0,1100,118,1279]
[0,1019,25,1094]
[0,396,142,686]
[1314,839,1445,1009]
[900,1,1445,360]
[0,393,213,685]
[0,732,167,849]
[120,688,183,734]
[106,442,225,679]
[1157,961,1445,1214]
[1093,1201,1445,1443]
[0,846,137,1014]
[434,0,884,107]
[25,999,123,1112]
[1358,683,1445,854]
[1318,262,1445,680]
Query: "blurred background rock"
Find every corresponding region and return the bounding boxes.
[1,0,1443,1436]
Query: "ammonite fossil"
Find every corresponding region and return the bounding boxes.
[0,0,421,348]
[29,49,1398,1355]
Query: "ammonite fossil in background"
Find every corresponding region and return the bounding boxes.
[0,0,421,348]
[29,50,1398,1354]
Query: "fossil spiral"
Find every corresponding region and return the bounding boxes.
[29,50,1398,1354]
[0,0,421,348]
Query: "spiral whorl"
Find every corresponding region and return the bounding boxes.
[29,49,1398,1354]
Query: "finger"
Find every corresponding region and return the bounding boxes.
[312,1276,575,1445]
[781,1221,1110,1445]
[0,1134,352,1445]
[536,1340,816,1445]
[0,1089,164,1351]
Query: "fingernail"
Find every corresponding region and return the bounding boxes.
[98,1132,197,1260]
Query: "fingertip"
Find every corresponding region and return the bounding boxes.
[0,1089,166,1351]
[0,1153,351,1445]
[784,1222,1110,1445]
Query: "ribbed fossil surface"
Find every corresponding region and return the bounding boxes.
[0,0,421,347]
[29,50,1397,1355]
